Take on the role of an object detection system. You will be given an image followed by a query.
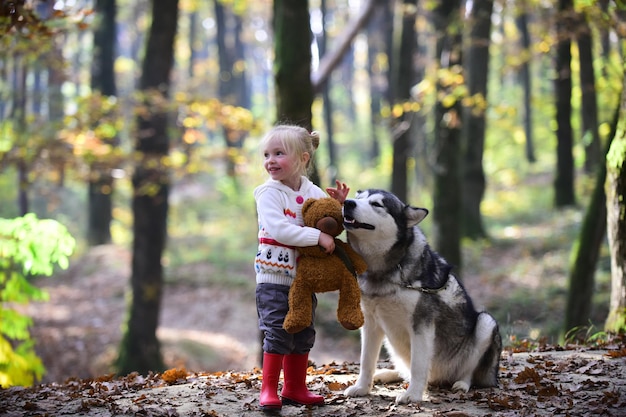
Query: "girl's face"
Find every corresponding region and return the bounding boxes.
[262,137,309,190]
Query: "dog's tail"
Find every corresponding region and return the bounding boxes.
[472,315,502,388]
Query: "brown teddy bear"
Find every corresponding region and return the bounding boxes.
[283,197,367,334]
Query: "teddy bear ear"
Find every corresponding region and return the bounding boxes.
[302,198,317,214]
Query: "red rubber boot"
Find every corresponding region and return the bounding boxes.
[260,352,283,411]
[281,353,325,406]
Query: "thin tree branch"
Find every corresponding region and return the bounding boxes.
[311,0,379,93]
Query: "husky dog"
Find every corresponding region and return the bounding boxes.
[342,189,502,404]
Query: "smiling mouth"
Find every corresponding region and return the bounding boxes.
[343,217,375,230]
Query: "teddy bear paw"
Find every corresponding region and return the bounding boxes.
[339,319,363,331]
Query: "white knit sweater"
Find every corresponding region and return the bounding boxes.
[253,177,327,286]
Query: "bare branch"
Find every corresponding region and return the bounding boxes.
[311,0,380,93]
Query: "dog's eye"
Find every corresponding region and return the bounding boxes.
[371,202,383,208]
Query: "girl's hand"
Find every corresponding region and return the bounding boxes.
[326,180,350,204]
[318,232,335,254]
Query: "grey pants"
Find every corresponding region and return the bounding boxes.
[256,283,316,354]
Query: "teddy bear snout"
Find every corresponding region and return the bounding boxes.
[316,216,341,237]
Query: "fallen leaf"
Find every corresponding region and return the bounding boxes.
[514,366,542,386]
[487,393,523,410]
[537,384,559,401]
[327,381,347,391]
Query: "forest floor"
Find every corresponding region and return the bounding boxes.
[2,242,625,416]
[1,348,625,417]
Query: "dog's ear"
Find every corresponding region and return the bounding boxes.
[405,206,428,226]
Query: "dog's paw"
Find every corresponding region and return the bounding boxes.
[344,383,371,397]
[451,380,470,393]
[395,389,423,404]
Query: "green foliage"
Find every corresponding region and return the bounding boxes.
[0,120,15,154]
[0,214,75,387]
[563,323,619,347]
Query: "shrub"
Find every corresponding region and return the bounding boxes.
[0,214,75,387]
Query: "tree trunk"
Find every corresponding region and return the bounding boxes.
[339,18,357,124]
[515,2,535,163]
[563,103,619,339]
[598,0,611,79]
[461,0,493,240]
[47,33,66,188]
[390,0,418,203]
[318,0,337,179]
[604,76,626,334]
[188,10,198,79]
[366,1,392,164]
[116,0,179,376]
[215,0,248,177]
[273,0,319,184]
[576,11,601,175]
[273,0,314,130]
[12,59,28,215]
[554,0,576,207]
[412,2,428,189]
[432,0,463,271]
[88,0,116,246]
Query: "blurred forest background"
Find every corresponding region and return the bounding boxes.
[1,0,625,387]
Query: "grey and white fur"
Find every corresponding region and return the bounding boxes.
[342,189,502,404]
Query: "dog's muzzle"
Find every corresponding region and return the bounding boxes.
[343,200,376,230]
[343,216,375,230]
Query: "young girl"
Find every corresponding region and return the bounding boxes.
[254,124,349,411]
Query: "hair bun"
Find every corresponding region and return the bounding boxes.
[310,130,320,150]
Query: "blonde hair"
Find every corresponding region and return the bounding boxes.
[260,125,319,177]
